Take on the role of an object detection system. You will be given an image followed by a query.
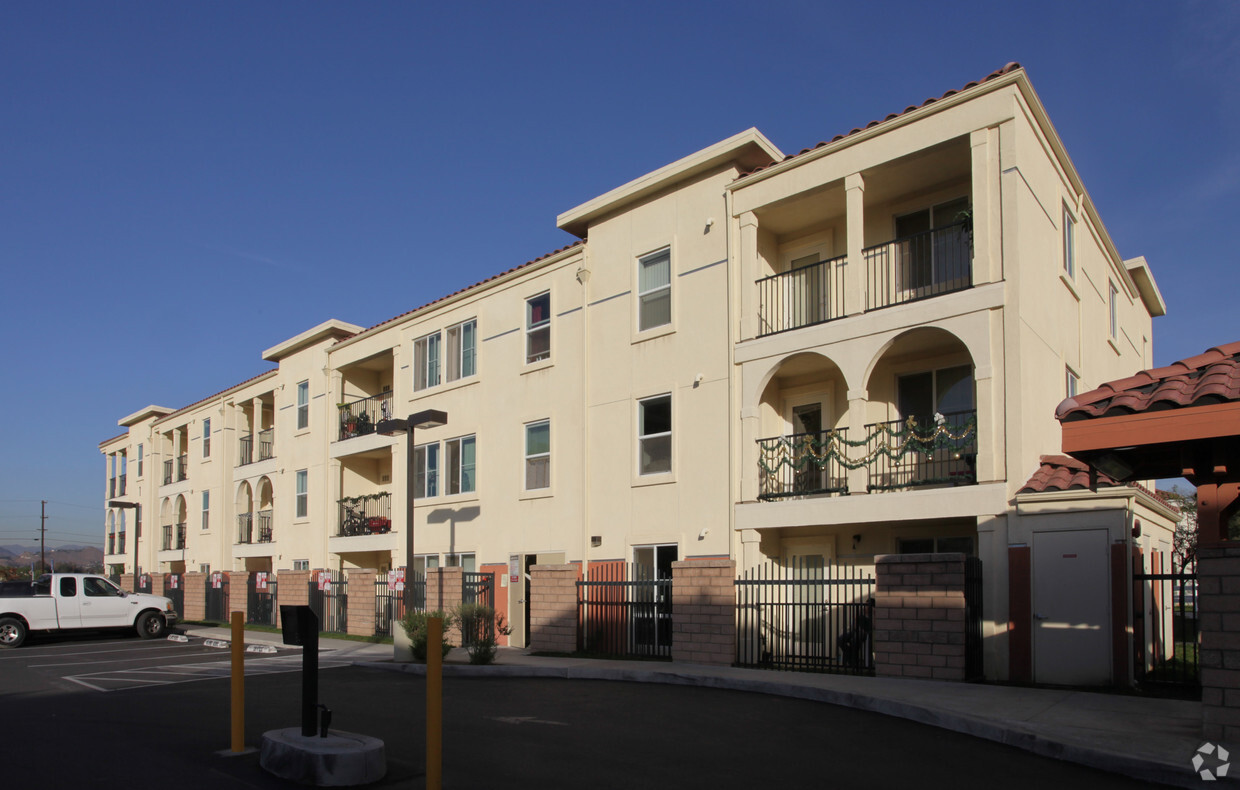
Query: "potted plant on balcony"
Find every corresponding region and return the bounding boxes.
[338,406,358,437]
[355,410,372,436]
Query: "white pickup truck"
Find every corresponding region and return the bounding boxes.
[0,574,178,648]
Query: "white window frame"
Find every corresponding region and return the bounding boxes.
[293,559,310,571]
[637,394,672,477]
[445,435,477,495]
[202,418,211,458]
[637,248,672,332]
[1108,280,1119,339]
[1066,366,1080,399]
[444,552,476,572]
[1063,205,1076,279]
[414,442,439,498]
[414,332,442,391]
[526,292,551,364]
[297,381,310,430]
[201,490,210,530]
[524,420,550,491]
[445,318,477,382]
[295,469,308,519]
[137,443,144,477]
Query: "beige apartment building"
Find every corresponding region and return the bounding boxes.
[101,64,1176,680]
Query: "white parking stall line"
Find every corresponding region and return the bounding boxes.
[29,650,225,668]
[62,654,353,692]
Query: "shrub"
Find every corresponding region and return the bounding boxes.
[452,602,511,665]
[399,610,453,662]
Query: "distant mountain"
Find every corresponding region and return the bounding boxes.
[0,545,104,569]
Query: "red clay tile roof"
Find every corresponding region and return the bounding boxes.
[151,368,279,427]
[740,62,1023,178]
[1019,454,1121,493]
[339,240,586,344]
[1056,341,1240,422]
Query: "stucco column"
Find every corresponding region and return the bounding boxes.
[739,529,762,571]
[738,211,760,341]
[846,389,870,495]
[739,405,760,502]
[172,430,182,474]
[970,127,1001,285]
[973,365,997,483]
[845,172,866,316]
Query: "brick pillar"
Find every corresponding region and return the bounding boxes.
[671,559,736,666]
[427,567,464,644]
[120,573,135,594]
[183,572,206,622]
[151,573,166,598]
[1198,542,1240,742]
[347,569,378,637]
[529,564,578,653]
[275,570,311,629]
[874,553,967,680]
[227,571,249,618]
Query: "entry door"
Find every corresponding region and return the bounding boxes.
[786,395,832,495]
[1033,529,1111,685]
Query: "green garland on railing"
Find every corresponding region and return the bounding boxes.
[337,493,391,505]
[758,414,977,474]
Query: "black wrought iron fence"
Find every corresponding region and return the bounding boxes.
[238,434,254,466]
[1134,553,1199,694]
[460,572,496,647]
[258,428,274,461]
[339,392,393,441]
[736,558,875,674]
[577,563,672,659]
[865,409,977,492]
[337,493,392,537]
[865,221,972,311]
[247,574,278,626]
[205,573,230,623]
[136,574,152,594]
[308,572,348,634]
[756,254,847,336]
[165,574,184,619]
[965,556,984,681]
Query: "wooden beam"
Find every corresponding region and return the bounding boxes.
[1061,401,1240,454]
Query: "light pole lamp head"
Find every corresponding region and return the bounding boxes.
[408,409,448,430]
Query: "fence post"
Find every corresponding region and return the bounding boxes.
[183,572,207,622]
[346,568,378,636]
[151,573,166,598]
[227,571,249,618]
[671,559,736,666]
[275,570,311,629]
[529,564,578,653]
[873,553,967,680]
[1198,542,1240,744]
[120,573,135,594]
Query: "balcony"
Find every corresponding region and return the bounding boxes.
[117,533,125,554]
[337,492,392,537]
[237,509,274,544]
[161,523,187,551]
[163,455,189,485]
[339,392,393,441]
[864,222,971,312]
[757,255,847,337]
[118,474,126,496]
[757,428,851,500]
[258,429,274,461]
[238,434,253,466]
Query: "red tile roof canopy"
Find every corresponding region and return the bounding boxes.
[1057,342,1240,542]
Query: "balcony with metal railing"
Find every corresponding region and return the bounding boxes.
[757,255,847,337]
[757,428,851,500]
[338,392,393,441]
[258,428,274,461]
[337,492,392,537]
[161,523,187,551]
[236,509,274,544]
[864,221,972,312]
[238,434,254,466]
[117,533,125,554]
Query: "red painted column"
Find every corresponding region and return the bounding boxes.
[1007,546,1032,683]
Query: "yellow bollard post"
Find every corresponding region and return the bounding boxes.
[426,615,443,790]
[231,611,245,753]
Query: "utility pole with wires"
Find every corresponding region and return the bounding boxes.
[40,500,47,574]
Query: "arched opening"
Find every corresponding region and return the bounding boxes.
[755,352,848,500]
[864,327,977,493]
[173,495,188,550]
[235,481,254,543]
[256,477,275,543]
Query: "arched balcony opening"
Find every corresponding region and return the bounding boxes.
[256,477,275,543]
[235,481,254,544]
[755,353,850,500]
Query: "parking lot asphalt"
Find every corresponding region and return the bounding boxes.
[1,631,1172,789]
[0,634,1165,788]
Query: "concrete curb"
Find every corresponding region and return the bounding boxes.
[353,660,1205,788]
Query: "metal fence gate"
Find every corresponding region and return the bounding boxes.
[964,556,984,681]
[164,573,184,620]
[308,571,348,634]
[205,572,230,623]
[136,574,153,594]
[1134,553,1199,694]
[374,571,426,637]
[735,559,875,674]
[461,572,496,646]
[577,563,673,659]
[246,574,278,626]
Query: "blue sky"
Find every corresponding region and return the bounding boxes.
[1,2,1236,548]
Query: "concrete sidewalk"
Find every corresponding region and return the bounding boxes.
[182,626,1218,788]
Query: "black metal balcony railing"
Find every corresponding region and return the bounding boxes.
[865,221,972,312]
[258,428,274,461]
[117,533,125,555]
[109,477,116,498]
[339,392,393,441]
[865,409,978,492]
[163,459,173,485]
[257,509,273,542]
[118,474,126,496]
[337,493,392,537]
[757,428,851,500]
[107,536,115,555]
[177,454,188,482]
[237,512,253,543]
[757,255,847,337]
[161,523,187,551]
[237,509,274,544]
[238,434,253,466]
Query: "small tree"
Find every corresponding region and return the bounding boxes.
[1163,485,1197,571]
[399,610,453,662]
[453,602,511,665]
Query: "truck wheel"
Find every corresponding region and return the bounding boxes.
[137,612,166,639]
[0,617,27,648]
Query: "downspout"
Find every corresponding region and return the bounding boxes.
[577,249,592,577]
